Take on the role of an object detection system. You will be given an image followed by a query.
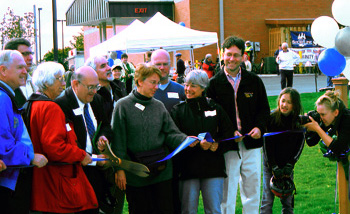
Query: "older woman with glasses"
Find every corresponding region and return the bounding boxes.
[23,62,98,213]
[111,64,197,214]
[170,70,237,214]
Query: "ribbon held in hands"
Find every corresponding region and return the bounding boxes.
[7,157,110,169]
[157,132,214,163]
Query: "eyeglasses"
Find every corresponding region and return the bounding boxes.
[79,81,100,91]
[21,51,34,56]
[55,76,65,82]
[226,53,242,59]
[154,63,169,67]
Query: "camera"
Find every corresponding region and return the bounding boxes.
[299,110,321,125]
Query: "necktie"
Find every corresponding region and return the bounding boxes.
[84,104,95,142]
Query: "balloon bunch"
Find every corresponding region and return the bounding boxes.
[311,0,350,78]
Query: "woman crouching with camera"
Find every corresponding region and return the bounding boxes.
[304,90,350,198]
[304,90,350,155]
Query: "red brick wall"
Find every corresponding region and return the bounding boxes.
[176,0,333,64]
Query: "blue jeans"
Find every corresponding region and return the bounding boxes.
[327,76,334,87]
[180,178,224,214]
[260,158,294,214]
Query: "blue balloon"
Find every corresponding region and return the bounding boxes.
[179,22,185,27]
[318,48,346,76]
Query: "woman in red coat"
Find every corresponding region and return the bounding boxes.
[25,62,98,213]
[202,54,216,79]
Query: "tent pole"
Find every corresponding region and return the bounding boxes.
[217,42,221,67]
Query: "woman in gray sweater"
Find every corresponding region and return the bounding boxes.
[111,64,196,214]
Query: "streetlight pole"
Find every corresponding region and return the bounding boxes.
[38,8,42,62]
[57,20,66,62]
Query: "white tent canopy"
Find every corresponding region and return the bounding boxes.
[126,12,218,53]
[89,12,218,55]
[89,19,144,57]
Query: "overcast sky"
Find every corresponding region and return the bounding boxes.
[0,0,81,61]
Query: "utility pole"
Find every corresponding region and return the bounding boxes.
[52,0,58,61]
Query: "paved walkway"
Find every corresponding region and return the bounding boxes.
[259,74,327,96]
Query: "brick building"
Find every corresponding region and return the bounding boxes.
[66,0,333,67]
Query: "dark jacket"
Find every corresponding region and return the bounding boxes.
[55,87,113,151]
[97,80,127,123]
[263,113,305,168]
[306,101,350,156]
[207,67,270,149]
[171,96,237,180]
[176,59,186,76]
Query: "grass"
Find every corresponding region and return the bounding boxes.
[121,92,349,214]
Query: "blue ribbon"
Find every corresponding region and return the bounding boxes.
[7,158,110,169]
[156,132,214,163]
[157,129,305,163]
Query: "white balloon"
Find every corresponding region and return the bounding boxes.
[332,0,350,26]
[311,16,339,48]
[342,58,350,81]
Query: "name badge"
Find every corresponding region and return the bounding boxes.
[167,92,179,99]
[135,103,145,111]
[205,110,217,117]
[73,108,83,116]
[66,123,72,131]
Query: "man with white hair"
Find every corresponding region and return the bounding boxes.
[0,50,47,214]
[202,53,216,78]
[276,42,300,89]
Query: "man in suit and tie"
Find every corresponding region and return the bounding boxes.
[55,66,114,214]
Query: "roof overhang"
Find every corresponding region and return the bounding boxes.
[66,0,174,26]
[265,18,315,27]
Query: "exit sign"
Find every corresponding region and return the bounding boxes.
[135,8,147,13]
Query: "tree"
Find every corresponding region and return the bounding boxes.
[0,7,34,49]
[43,47,72,71]
[70,30,84,51]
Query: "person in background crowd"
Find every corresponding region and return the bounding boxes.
[65,64,75,88]
[0,50,47,214]
[274,44,282,75]
[111,64,197,214]
[243,54,252,72]
[171,70,237,214]
[244,41,254,63]
[175,53,186,84]
[202,53,216,78]
[152,49,185,112]
[207,36,270,214]
[55,66,114,214]
[145,51,152,63]
[119,53,135,94]
[261,88,305,214]
[276,43,300,90]
[111,64,128,100]
[5,38,35,107]
[24,62,99,213]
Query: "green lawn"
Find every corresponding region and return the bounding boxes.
[122,92,349,213]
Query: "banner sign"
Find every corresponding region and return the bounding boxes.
[290,47,325,65]
[290,31,320,48]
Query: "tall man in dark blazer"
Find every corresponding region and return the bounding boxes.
[207,36,270,214]
[55,66,114,214]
